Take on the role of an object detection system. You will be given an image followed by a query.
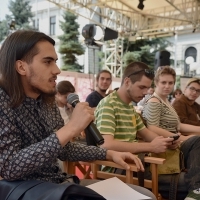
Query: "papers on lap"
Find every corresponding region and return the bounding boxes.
[86,177,151,200]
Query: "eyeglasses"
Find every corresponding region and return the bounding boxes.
[187,86,200,94]
[127,69,155,78]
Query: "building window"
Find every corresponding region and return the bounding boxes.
[50,16,56,36]
[33,19,39,30]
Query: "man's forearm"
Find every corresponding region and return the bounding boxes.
[101,140,153,154]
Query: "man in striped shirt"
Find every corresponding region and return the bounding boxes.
[95,62,175,156]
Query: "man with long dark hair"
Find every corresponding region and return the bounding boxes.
[0,30,157,199]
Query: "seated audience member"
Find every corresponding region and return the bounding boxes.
[95,61,174,166]
[137,87,154,110]
[172,78,200,126]
[55,80,85,142]
[86,70,112,108]
[0,30,157,199]
[170,88,182,105]
[55,80,75,124]
[142,66,200,200]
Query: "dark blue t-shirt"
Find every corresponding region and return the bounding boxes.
[86,91,104,107]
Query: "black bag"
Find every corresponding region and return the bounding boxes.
[0,179,106,200]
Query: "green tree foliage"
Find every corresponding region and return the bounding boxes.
[123,38,172,69]
[8,0,34,29]
[0,0,34,43]
[58,11,85,72]
[0,18,9,42]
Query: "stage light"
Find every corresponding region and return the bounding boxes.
[82,24,118,46]
[137,0,145,10]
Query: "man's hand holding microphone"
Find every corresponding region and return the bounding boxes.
[55,93,145,171]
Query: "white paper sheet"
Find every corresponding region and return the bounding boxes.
[86,177,151,200]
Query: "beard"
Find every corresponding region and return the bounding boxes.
[127,88,138,103]
[28,66,57,96]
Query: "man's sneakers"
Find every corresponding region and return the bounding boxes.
[185,189,200,200]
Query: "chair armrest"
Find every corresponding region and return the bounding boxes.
[91,156,166,200]
[91,160,139,171]
[144,156,165,165]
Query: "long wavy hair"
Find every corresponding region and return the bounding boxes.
[0,30,55,108]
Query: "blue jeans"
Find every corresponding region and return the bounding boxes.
[181,135,200,191]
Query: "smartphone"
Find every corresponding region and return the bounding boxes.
[169,135,180,140]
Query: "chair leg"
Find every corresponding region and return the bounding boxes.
[151,163,159,199]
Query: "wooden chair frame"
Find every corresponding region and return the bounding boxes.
[91,156,165,199]
[63,161,92,179]
[63,156,165,199]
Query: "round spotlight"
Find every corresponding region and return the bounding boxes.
[93,25,104,41]
[82,24,118,46]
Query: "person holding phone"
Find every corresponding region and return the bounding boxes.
[142,66,200,200]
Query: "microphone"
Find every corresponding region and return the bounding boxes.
[67,93,104,146]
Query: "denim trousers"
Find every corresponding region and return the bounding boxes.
[180,135,200,191]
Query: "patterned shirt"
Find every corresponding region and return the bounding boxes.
[95,91,145,142]
[0,87,106,183]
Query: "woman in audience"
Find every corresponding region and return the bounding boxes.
[171,88,182,105]
[55,80,75,124]
[142,66,200,200]
[56,80,86,143]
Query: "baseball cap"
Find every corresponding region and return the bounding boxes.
[186,77,200,87]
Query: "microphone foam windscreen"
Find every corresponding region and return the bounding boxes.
[67,93,79,105]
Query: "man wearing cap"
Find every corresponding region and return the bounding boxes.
[173,78,200,126]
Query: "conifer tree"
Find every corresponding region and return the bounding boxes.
[58,11,84,72]
[8,0,34,29]
[0,0,34,42]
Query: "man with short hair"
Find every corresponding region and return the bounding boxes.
[0,30,157,199]
[173,78,200,126]
[95,62,174,155]
[86,70,112,107]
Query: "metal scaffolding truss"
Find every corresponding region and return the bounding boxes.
[46,0,200,77]
[47,0,200,38]
[104,38,124,77]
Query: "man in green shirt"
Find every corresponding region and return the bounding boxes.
[95,62,175,154]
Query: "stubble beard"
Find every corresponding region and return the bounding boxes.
[28,67,56,96]
[127,88,138,103]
